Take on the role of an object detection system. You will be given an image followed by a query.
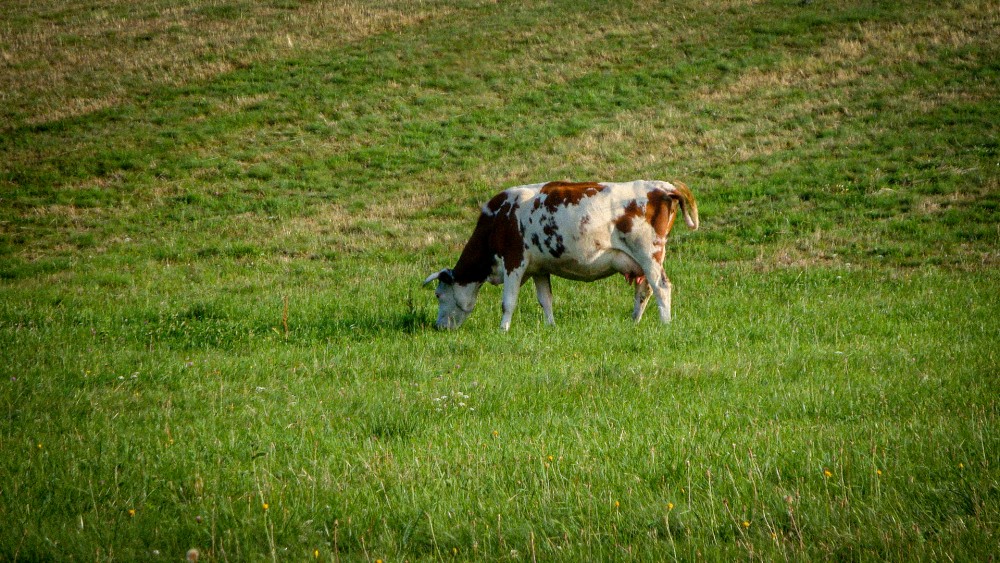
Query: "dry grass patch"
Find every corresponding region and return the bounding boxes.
[514,99,805,181]
[853,0,999,62]
[918,187,982,215]
[512,106,712,181]
[484,14,673,91]
[1,0,458,128]
[212,93,276,114]
[706,0,998,102]
[255,191,461,257]
[517,1,998,190]
[765,229,855,271]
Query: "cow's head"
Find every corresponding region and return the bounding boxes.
[423,269,479,330]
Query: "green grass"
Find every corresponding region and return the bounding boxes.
[2,0,999,560]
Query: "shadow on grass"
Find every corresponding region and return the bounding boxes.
[312,307,435,339]
[308,291,437,338]
[135,298,436,351]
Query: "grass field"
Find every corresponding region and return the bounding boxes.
[2,0,999,560]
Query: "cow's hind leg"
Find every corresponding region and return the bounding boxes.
[632,280,653,322]
[647,265,672,323]
[534,274,555,326]
[631,255,671,324]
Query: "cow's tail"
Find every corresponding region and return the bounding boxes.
[671,181,699,230]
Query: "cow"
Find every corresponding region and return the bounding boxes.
[423,180,699,331]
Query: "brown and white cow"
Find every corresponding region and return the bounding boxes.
[424,180,699,330]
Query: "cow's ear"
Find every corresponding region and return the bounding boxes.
[423,269,454,286]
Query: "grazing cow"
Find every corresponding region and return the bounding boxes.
[424,180,699,330]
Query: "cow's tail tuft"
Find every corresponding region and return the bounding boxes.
[672,181,699,230]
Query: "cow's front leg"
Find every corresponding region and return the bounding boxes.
[632,279,653,323]
[499,269,526,331]
[534,274,555,326]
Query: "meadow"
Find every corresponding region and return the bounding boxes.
[1,0,998,560]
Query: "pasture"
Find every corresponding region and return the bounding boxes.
[1,0,998,560]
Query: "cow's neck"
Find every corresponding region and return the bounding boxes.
[452,215,496,285]
[452,244,493,286]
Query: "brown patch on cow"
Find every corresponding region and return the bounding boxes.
[538,181,607,213]
[493,203,526,273]
[453,192,526,282]
[614,200,645,234]
[484,192,511,215]
[454,192,525,284]
[453,212,498,284]
[645,190,678,240]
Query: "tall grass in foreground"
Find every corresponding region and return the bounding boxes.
[4,263,997,560]
[2,0,998,560]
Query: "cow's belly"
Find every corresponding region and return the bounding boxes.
[526,247,642,282]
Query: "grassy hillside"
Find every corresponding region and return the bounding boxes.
[1,0,998,560]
